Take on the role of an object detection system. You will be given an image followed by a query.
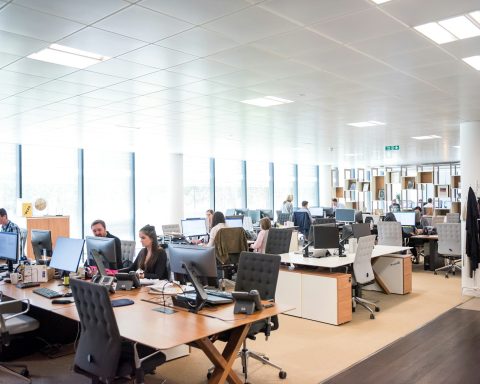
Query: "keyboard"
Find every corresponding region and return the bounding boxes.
[33,287,64,299]
[16,282,41,289]
[178,291,233,305]
[205,289,233,300]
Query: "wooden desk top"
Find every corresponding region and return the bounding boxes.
[411,234,438,240]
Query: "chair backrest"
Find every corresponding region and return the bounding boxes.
[353,235,376,285]
[120,240,136,263]
[214,227,248,264]
[437,223,461,255]
[235,252,281,301]
[162,224,181,235]
[421,216,432,227]
[377,221,402,246]
[446,213,460,223]
[277,212,291,225]
[265,228,293,254]
[293,211,311,236]
[364,216,374,224]
[70,279,122,380]
[432,216,446,227]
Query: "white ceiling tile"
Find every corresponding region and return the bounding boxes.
[295,46,369,72]
[0,52,22,67]
[36,79,97,95]
[0,30,48,56]
[119,45,196,69]
[260,0,372,25]
[406,61,473,81]
[0,69,50,87]
[4,58,77,78]
[157,27,240,56]
[94,5,193,43]
[174,80,234,95]
[145,88,202,102]
[211,70,275,87]
[442,36,480,60]
[87,58,158,78]
[15,88,72,102]
[383,47,455,71]
[169,59,238,78]
[136,70,200,87]
[140,0,250,24]
[0,4,83,41]
[209,45,283,70]
[203,6,298,44]
[58,27,148,58]
[83,88,133,102]
[62,95,113,108]
[60,70,125,87]
[107,80,165,95]
[14,0,129,25]
[252,60,313,78]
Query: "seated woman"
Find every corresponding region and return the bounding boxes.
[251,217,271,253]
[206,211,228,247]
[127,224,168,280]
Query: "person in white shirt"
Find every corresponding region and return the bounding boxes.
[206,211,228,247]
[282,194,294,216]
[331,198,345,211]
[251,217,271,253]
[424,198,433,208]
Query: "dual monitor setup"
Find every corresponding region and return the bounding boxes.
[179,215,255,239]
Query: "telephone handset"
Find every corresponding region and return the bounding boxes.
[92,274,115,293]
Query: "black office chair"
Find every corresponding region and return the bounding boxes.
[264,228,293,254]
[214,227,248,289]
[293,211,311,237]
[70,279,166,384]
[276,213,291,225]
[230,252,286,381]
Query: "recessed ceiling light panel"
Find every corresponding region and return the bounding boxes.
[438,15,480,39]
[241,96,294,107]
[28,44,110,69]
[463,55,480,70]
[347,121,385,127]
[414,22,456,44]
[412,135,442,140]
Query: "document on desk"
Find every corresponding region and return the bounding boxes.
[149,280,186,295]
[139,278,159,286]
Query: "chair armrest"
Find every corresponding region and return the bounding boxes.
[0,299,31,320]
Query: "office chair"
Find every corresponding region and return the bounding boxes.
[120,240,136,268]
[446,213,460,223]
[276,212,291,225]
[161,224,181,235]
[213,227,248,289]
[264,228,293,254]
[434,223,462,278]
[70,279,166,384]
[351,235,379,319]
[432,216,446,227]
[209,252,286,381]
[0,293,40,383]
[293,211,311,237]
[377,221,403,246]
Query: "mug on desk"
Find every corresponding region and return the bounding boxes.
[10,272,23,284]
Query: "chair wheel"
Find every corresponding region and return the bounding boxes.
[352,307,356,312]
[279,370,287,379]
[445,275,449,278]
[375,307,380,312]
[207,372,212,379]
[370,314,375,319]
[452,272,456,276]
[434,271,437,275]
[20,369,29,377]
[264,356,270,361]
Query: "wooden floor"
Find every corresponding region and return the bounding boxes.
[323,307,480,384]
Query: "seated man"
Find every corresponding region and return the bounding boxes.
[91,219,122,269]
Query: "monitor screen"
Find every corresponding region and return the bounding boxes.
[181,218,207,237]
[234,208,248,216]
[352,223,372,239]
[243,216,254,232]
[313,225,339,250]
[226,217,243,228]
[0,232,18,262]
[247,209,261,224]
[31,229,53,260]
[260,209,273,220]
[86,236,117,269]
[168,245,217,280]
[393,212,416,226]
[310,207,324,217]
[335,208,355,222]
[323,207,334,218]
[49,237,85,273]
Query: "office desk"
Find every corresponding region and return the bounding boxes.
[1,280,289,384]
[411,235,442,271]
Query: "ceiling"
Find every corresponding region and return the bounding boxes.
[0,0,478,167]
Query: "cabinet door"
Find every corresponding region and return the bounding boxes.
[301,274,339,324]
[277,270,302,317]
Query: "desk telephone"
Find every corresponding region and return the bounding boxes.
[92,274,115,293]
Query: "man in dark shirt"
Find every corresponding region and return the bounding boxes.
[91,219,122,269]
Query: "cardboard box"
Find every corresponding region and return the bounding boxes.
[23,265,54,282]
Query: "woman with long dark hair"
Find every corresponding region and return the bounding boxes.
[206,211,227,247]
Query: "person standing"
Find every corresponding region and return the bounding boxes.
[282,195,294,217]
[91,219,122,269]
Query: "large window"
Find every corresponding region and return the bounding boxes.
[246,161,270,209]
[274,163,296,213]
[183,156,211,218]
[84,150,133,240]
[298,164,318,207]
[22,145,81,237]
[215,158,243,213]
[0,143,18,218]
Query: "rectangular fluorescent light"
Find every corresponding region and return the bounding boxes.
[241,96,294,107]
[347,121,386,127]
[371,0,392,3]
[28,44,110,69]
[453,145,460,149]
[414,22,456,44]
[463,55,480,70]
[438,15,480,39]
[470,11,480,24]
[412,135,442,140]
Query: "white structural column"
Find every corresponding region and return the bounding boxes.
[460,122,480,296]
[167,153,184,225]
[319,165,332,207]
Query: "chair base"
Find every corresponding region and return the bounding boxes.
[0,363,31,383]
[434,259,462,278]
[352,297,380,320]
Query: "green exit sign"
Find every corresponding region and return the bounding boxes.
[385,145,400,151]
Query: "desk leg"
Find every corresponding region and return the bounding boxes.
[196,323,251,384]
[372,258,391,294]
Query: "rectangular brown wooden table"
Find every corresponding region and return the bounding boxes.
[1,279,289,384]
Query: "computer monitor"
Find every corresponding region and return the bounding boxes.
[335,208,355,223]
[181,218,207,237]
[0,232,18,272]
[247,209,261,224]
[313,225,340,252]
[352,223,372,239]
[85,236,117,269]
[309,207,324,217]
[308,223,336,242]
[243,216,254,232]
[323,207,334,218]
[393,212,416,226]
[168,245,217,311]
[225,216,243,228]
[31,229,52,263]
[49,237,85,274]
[234,208,248,216]
[260,209,273,220]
